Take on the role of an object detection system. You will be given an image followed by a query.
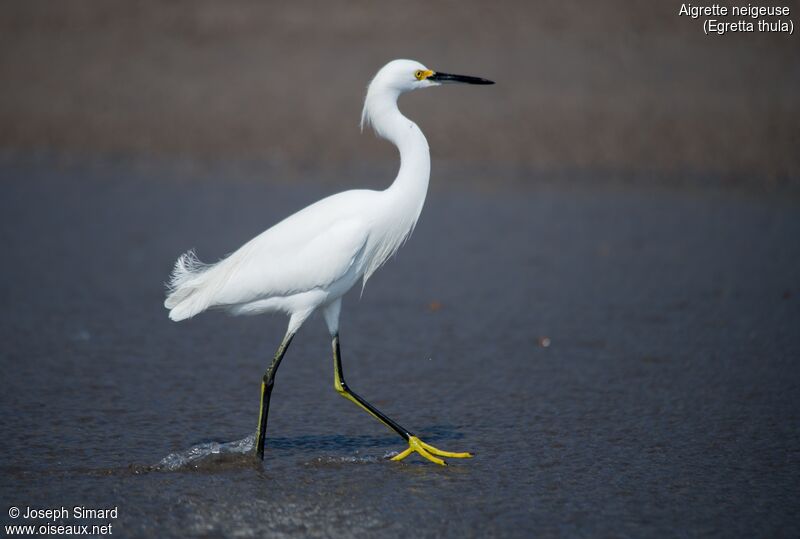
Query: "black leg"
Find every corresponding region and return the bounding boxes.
[255,333,294,460]
[332,333,413,440]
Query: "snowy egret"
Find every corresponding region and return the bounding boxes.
[165,59,493,465]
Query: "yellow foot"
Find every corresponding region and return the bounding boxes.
[390,436,473,466]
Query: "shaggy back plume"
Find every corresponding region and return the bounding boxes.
[164,250,217,321]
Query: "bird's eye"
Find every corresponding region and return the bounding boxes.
[414,70,424,80]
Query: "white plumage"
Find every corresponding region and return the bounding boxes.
[164,58,493,465]
[165,59,435,335]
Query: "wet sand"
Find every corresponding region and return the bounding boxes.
[0,156,798,537]
[1,1,798,535]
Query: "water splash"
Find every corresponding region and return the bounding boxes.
[153,432,447,471]
[156,434,255,471]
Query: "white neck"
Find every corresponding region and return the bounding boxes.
[363,87,430,218]
[359,86,431,283]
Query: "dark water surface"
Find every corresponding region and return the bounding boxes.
[1,158,799,537]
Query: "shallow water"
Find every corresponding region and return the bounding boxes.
[1,157,799,537]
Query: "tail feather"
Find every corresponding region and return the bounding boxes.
[164,250,217,321]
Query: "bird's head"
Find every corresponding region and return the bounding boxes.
[368,59,494,93]
[361,59,494,131]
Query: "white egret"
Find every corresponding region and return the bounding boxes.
[165,59,493,465]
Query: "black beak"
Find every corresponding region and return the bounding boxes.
[429,72,494,85]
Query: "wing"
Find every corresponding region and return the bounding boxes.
[211,217,369,306]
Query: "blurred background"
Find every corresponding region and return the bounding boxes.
[1,2,799,537]
[1,0,798,188]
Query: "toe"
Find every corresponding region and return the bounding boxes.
[417,447,446,466]
[419,441,473,459]
[390,436,469,466]
[390,446,414,461]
